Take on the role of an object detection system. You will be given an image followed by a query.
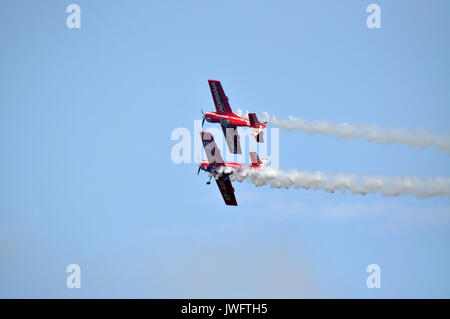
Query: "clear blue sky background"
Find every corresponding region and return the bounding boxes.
[1,0,449,298]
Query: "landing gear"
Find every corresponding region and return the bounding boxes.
[206,176,212,185]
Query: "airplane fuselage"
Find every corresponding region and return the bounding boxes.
[199,160,261,176]
[204,111,266,136]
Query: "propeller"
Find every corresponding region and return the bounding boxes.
[197,153,203,175]
[196,153,212,185]
[201,110,205,127]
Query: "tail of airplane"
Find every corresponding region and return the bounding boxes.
[249,152,268,168]
[248,113,261,128]
[248,113,266,143]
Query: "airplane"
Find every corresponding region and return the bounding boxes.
[201,80,267,154]
[198,131,267,206]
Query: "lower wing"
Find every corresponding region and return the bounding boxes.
[215,174,238,206]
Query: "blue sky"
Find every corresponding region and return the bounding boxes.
[0,0,449,298]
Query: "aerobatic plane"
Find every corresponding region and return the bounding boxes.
[198,131,267,206]
[201,80,267,154]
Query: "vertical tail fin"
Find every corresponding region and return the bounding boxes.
[249,113,265,142]
[249,152,268,167]
[248,113,260,128]
[249,152,262,166]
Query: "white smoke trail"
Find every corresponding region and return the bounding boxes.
[262,113,450,154]
[217,166,450,198]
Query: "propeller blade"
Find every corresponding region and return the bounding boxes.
[202,117,205,127]
[197,166,201,175]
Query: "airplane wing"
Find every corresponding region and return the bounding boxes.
[200,131,224,164]
[200,131,238,206]
[208,80,233,114]
[221,125,242,154]
[215,174,238,206]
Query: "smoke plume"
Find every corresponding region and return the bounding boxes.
[217,166,450,199]
[262,113,450,154]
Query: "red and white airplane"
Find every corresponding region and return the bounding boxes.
[198,131,267,206]
[202,80,267,154]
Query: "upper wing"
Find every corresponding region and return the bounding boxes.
[208,80,233,114]
[215,174,238,206]
[200,131,224,164]
[221,125,242,154]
